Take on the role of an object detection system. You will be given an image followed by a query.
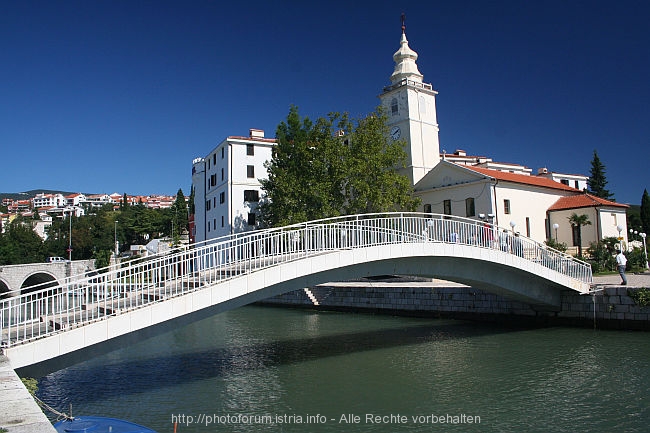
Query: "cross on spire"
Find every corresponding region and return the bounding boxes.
[401,12,406,33]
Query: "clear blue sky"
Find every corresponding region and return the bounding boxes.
[1,1,648,204]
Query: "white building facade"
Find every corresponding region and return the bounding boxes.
[192,129,276,242]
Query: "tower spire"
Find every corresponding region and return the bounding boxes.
[390,14,423,85]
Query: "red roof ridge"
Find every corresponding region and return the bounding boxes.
[548,192,628,211]
[461,164,579,192]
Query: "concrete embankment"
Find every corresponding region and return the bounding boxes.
[0,355,56,433]
[261,273,650,330]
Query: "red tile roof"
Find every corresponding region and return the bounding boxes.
[548,193,628,211]
[462,165,580,192]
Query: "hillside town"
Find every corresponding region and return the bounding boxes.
[0,192,182,239]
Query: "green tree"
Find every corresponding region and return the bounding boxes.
[0,217,44,264]
[188,185,195,215]
[568,213,591,257]
[587,150,614,200]
[170,188,188,240]
[587,237,618,273]
[260,106,419,227]
[641,189,650,236]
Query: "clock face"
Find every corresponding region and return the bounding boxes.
[390,126,401,140]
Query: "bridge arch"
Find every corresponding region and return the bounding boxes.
[0,278,10,298]
[21,272,60,294]
[212,242,576,311]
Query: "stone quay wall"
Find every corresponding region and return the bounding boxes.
[260,278,650,330]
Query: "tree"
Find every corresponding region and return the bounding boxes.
[260,106,419,227]
[170,188,188,238]
[188,185,195,215]
[568,213,592,257]
[0,217,44,264]
[641,189,650,236]
[587,150,614,200]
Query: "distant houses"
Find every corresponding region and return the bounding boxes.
[0,192,182,238]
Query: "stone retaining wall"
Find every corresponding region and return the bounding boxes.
[261,280,650,330]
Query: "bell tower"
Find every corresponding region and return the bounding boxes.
[380,15,440,185]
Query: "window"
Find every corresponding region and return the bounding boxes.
[443,200,451,215]
[465,198,475,217]
[213,218,216,230]
[244,190,259,202]
[504,199,511,214]
[561,179,569,186]
[391,98,398,116]
[206,200,211,211]
[210,174,216,187]
[247,144,254,156]
[219,192,225,204]
[221,215,224,227]
[423,204,432,215]
[213,154,217,165]
[247,165,255,178]
[213,197,216,207]
[248,212,256,226]
[221,147,224,159]
[207,222,210,232]
[574,180,579,189]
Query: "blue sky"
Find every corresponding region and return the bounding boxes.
[1,1,648,204]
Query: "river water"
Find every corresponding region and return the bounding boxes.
[36,305,649,433]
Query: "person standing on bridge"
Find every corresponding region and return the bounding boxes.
[616,249,628,285]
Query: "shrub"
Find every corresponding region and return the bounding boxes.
[628,288,650,307]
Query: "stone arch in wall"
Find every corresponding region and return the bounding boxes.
[0,278,11,298]
[21,272,60,295]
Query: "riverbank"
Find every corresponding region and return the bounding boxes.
[261,273,650,330]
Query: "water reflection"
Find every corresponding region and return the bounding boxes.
[35,306,650,433]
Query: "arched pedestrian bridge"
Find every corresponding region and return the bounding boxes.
[1,213,592,370]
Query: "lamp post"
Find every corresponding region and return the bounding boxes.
[617,225,624,251]
[509,221,516,234]
[641,232,649,270]
[67,209,73,261]
[553,223,559,242]
[114,220,119,258]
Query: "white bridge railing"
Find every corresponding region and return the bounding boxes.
[0,213,592,348]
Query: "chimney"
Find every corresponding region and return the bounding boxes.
[249,129,264,138]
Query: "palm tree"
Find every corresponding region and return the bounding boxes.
[568,213,592,257]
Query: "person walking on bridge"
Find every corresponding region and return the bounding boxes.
[616,249,628,285]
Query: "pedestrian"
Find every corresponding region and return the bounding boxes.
[499,229,509,252]
[616,249,627,285]
[513,232,524,257]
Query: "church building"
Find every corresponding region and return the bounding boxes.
[381,22,628,253]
